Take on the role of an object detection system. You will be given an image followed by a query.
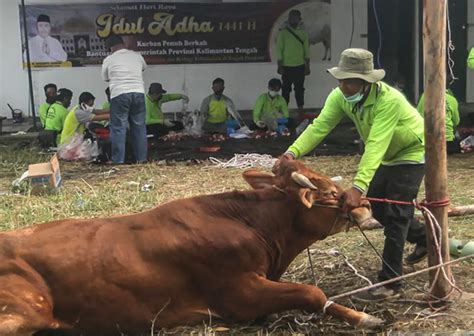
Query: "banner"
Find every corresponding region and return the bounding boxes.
[19,1,331,68]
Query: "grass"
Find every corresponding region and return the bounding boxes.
[0,144,473,335]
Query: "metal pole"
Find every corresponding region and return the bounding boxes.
[422,0,452,301]
[20,0,37,130]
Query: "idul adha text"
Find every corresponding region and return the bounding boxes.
[97,13,214,37]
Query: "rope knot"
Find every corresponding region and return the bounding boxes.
[419,198,450,209]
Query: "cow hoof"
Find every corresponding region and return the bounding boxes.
[358,217,383,230]
[357,313,384,329]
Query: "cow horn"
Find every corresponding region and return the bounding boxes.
[291,172,318,190]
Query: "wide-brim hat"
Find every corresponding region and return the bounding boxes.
[327,48,385,83]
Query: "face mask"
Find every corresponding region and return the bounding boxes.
[268,90,279,98]
[343,88,365,104]
[46,96,56,104]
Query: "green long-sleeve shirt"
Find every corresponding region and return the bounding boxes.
[288,82,425,192]
[417,90,460,141]
[44,102,69,144]
[146,93,183,125]
[253,93,289,123]
[276,26,310,67]
[39,102,51,127]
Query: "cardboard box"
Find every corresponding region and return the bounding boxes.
[28,154,62,194]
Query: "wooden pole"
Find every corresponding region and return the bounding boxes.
[422,0,452,301]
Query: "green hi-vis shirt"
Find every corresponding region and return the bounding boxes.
[39,103,51,127]
[102,101,110,110]
[288,82,425,192]
[45,102,69,144]
[60,105,90,145]
[276,26,310,67]
[253,93,289,123]
[146,94,183,125]
[200,94,235,124]
[468,48,474,69]
[417,90,460,141]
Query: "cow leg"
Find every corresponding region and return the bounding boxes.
[225,277,383,329]
[0,277,62,336]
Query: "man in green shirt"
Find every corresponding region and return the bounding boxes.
[417,88,460,154]
[253,78,289,131]
[41,88,73,147]
[39,83,57,128]
[276,9,310,119]
[145,83,188,138]
[60,92,110,146]
[276,48,427,301]
[201,78,238,134]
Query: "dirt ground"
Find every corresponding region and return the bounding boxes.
[0,145,473,335]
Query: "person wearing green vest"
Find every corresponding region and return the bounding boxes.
[60,92,110,145]
[201,78,239,134]
[39,83,57,128]
[253,78,289,131]
[275,48,427,302]
[42,88,73,146]
[417,88,461,154]
[145,83,188,138]
[276,9,310,120]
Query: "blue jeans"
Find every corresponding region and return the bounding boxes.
[110,92,147,163]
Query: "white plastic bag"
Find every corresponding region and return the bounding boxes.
[58,134,99,161]
[183,110,204,136]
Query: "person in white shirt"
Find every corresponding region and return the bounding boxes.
[25,14,67,63]
[101,35,148,164]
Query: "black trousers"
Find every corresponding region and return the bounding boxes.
[282,65,305,107]
[146,121,184,138]
[367,164,427,289]
[447,139,461,154]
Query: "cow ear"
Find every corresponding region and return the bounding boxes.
[299,188,317,208]
[243,169,275,189]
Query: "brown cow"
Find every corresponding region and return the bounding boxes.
[0,160,384,335]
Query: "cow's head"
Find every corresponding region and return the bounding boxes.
[243,159,379,237]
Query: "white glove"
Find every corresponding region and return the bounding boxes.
[164,120,175,127]
[80,103,95,113]
[256,121,265,128]
[181,95,190,103]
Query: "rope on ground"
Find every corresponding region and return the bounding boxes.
[204,153,277,169]
[366,196,459,308]
[325,248,373,286]
[419,202,463,310]
[327,254,473,302]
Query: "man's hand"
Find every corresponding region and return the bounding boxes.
[277,65,285,75]
[164,120,175,127]
[341,187,363,213]
[272,152,295,174]
[181,95,190,104]
[304,66,311,76]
